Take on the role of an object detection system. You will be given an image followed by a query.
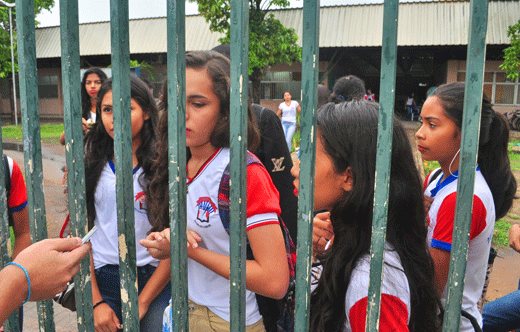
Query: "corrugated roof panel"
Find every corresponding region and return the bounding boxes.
[35,1,519,58]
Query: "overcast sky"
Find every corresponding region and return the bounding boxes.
[36,0,389,27]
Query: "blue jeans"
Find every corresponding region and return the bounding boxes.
[482,279,520,332]
[282,121,296,152]
[95,264,171,332]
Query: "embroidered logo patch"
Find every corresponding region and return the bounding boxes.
[135,191,147,214]
[195,197,217,228]
[271,157,285,172]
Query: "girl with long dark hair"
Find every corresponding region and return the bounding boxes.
[292,101,441,331]
[85,76,171,332]
[141,51,289,331]
[417,82,516,331]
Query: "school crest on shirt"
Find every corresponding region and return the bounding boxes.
[195,197,217,228]
[135,191,147,214]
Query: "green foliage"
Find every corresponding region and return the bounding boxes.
[192,0,301,101]
[0,0,55,78]
[423,160,441,176]
[129,59,156,81]
[500,19,520,81]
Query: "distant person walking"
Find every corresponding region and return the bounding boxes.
[364,88,375,101]
[406,92,417,120]
[277,91,301,152]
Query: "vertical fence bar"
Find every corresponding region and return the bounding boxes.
[366,0,399,330]
[166,0,188,330]
[0,120,19,332]
[109,0,140,330]
[229,0,249,330]
[442,0,488,330]
[294,0,320,330]
[59,1,94,331]
[15,0,55,330]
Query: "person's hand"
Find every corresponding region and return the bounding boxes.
[509,224,520,253]
[424,195,434,216]
[82,118,89,132]
[93,302,122,332]
[13,237,91,301]
[140,229,171,260]
[313,211,334,252]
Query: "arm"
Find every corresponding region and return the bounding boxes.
[276,108,282,118]
[11,206,31,259]
[188,224,289,299]
[137,259,171,320]
[59,131,66,145]
[430,247,450,295]
[510,224,520,253]
[90,254,122,331]
[296,104,301,113]
[0,238,90,325]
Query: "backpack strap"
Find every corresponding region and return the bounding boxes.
[428,168,443,186]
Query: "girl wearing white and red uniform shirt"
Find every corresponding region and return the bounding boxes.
[416,82,516,332]
[293,101,441,331]
[142,51,289,331]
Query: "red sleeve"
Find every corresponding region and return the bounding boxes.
[246,163,281,218]
[349,295,409,332]
[432,193,488,251]
[423,171,434,192]
[8,159,28,211]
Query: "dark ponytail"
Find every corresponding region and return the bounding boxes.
[431,82,516,219]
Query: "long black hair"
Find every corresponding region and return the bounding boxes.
[148,51,260,232]
[430,82,516,219]
[84,75,158,229]
[81,67,108,120]
[310,101,441,331]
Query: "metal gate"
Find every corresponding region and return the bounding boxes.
[0,0,490,331]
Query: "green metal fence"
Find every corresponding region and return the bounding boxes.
[0,0,490,330]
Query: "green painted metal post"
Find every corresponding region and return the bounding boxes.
[59,1,94,330]
[229,0,249,330]
[442,0,489,330]
[366,0,399,330]
[0,124,19,332]
[294,0,320,331]
[109,0,140,330]
[166,0,188,330]
[15,0,55,330]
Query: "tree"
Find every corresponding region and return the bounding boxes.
[500,19,520,81]
[0,0,54,78]
[193,0,302,103]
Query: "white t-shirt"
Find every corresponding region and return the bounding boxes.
[278,100,299,123]
[406,97,414,106]
[186,147,281,326]
[90,162,160,270]
[424,168,495,332]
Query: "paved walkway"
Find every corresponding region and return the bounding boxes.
[3,140,79,331]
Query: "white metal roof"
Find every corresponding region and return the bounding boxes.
[35,1,520,59]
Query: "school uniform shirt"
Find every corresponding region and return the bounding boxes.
[6,156,28,224]
[186,147,281,326]
[90,162,160,270]
[310,244,410,331]
[278,100,299,123]
[424,168,495,332]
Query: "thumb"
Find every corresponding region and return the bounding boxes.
[112,314,122,329]
[65,242,92,266]
[51,237,82,252]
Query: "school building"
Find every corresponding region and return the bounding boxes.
[0,0,519,122]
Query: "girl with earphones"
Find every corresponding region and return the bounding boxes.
[416,82,516,332]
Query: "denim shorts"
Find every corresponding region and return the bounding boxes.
[95,264,171,332]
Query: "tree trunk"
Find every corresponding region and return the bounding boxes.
[251,68,263,104]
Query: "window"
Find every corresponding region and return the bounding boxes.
[38,75,59,99]
[457,71,519,106]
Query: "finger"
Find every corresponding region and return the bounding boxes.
[52,237,83,252]
[140,239,162,249]
[65,242,92,266]
[188,230,202,242]
[112,314,122,331]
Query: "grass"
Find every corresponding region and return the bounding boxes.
[493,219,512,248]
[2,124,64,142]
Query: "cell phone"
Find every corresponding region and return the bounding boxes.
[81,226,98,245]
